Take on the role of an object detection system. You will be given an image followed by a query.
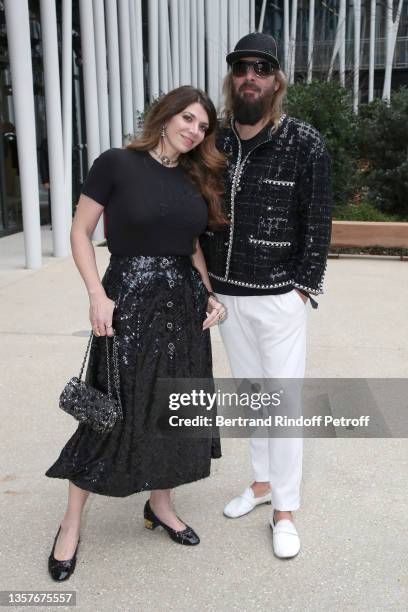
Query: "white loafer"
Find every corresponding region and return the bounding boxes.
[270,516,300,558]
[223,487,271,518]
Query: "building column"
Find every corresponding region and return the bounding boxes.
[197,0,205,89]
[250,0,255,33]
[283,0,289,74]
[62,0,73,230]
[129,0,145,132]
[93,0,110,152]
[105,0,122,147]
[148,0,160,101]
[118,0,134,142]
[190,0,198,87]
[258,0,267,33]
[179,0,189,85]
[79,0,104,241]
[170,0,180,88]
[205,0,220,105]
[183,0,192,85]
[307,0,315,83]
[229,0,239,48]
[4,0,42,268]
[368,0,376,102]
[238,0,250,38]
[159,0,169,92]
[219,0,228,93]
[353,0,361,113]
[40,0,70,257]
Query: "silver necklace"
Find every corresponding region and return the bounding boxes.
[151,147,179,166]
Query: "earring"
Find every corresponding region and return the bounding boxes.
[161,126,166,138]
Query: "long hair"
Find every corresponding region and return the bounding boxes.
[127,86,228,228]
[220,69,288,131]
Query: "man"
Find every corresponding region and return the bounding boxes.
[200,33,332,558]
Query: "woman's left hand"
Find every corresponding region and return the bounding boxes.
[203,295,227,330]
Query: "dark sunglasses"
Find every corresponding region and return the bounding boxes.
[231,60,276,78]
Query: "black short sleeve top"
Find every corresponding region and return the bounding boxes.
[80,148,208,256]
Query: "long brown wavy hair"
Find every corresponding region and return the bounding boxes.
[220,69,288,131]
[127,86,228,228]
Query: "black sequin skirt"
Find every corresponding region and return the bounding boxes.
[45,255,221,496]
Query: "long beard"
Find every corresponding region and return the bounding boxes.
[232,84,276,125]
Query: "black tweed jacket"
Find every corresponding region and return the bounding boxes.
[200,115,332,295]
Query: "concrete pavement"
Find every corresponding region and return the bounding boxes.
[0,230,407,611]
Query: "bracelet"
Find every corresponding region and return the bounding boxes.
[207,291,216,299]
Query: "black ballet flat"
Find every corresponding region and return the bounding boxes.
[144,500,200,546]
[48,526,80,581]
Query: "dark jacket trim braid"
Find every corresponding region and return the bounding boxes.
[200,115,332,295]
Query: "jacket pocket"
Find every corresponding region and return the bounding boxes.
[248,236,291,248]
[262,178,295,188]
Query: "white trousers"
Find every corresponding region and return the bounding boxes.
[217,290,307,511]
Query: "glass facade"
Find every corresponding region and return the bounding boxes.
[0,0,87,237]
[0,3,22,235]
[0,0,407,238]
[258,0,408,97]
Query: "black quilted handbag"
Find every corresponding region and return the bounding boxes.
[59,332,123,434]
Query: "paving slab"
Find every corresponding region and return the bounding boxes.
[0,238,407,612]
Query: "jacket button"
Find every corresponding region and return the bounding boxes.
[236,186,241,191]
[224,241,228,246]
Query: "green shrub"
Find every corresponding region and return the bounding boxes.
[332,201,400,221]
[285,80,359,207]
[358,87,408,218]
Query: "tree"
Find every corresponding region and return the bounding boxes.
[285,80,359,208]
[359,87,408,217]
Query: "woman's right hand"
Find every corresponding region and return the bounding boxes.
[89,290,116,337]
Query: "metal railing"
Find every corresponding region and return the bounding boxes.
[293,37,408,71]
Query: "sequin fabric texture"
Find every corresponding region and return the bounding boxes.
[46,255,221,496]
[200,115,333,295]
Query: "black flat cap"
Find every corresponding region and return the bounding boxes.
[226,32,280,70]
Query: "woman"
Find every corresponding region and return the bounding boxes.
[46,86,228,581]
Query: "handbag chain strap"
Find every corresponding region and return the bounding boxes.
[106,334,123,417]
[78,333,123,418]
